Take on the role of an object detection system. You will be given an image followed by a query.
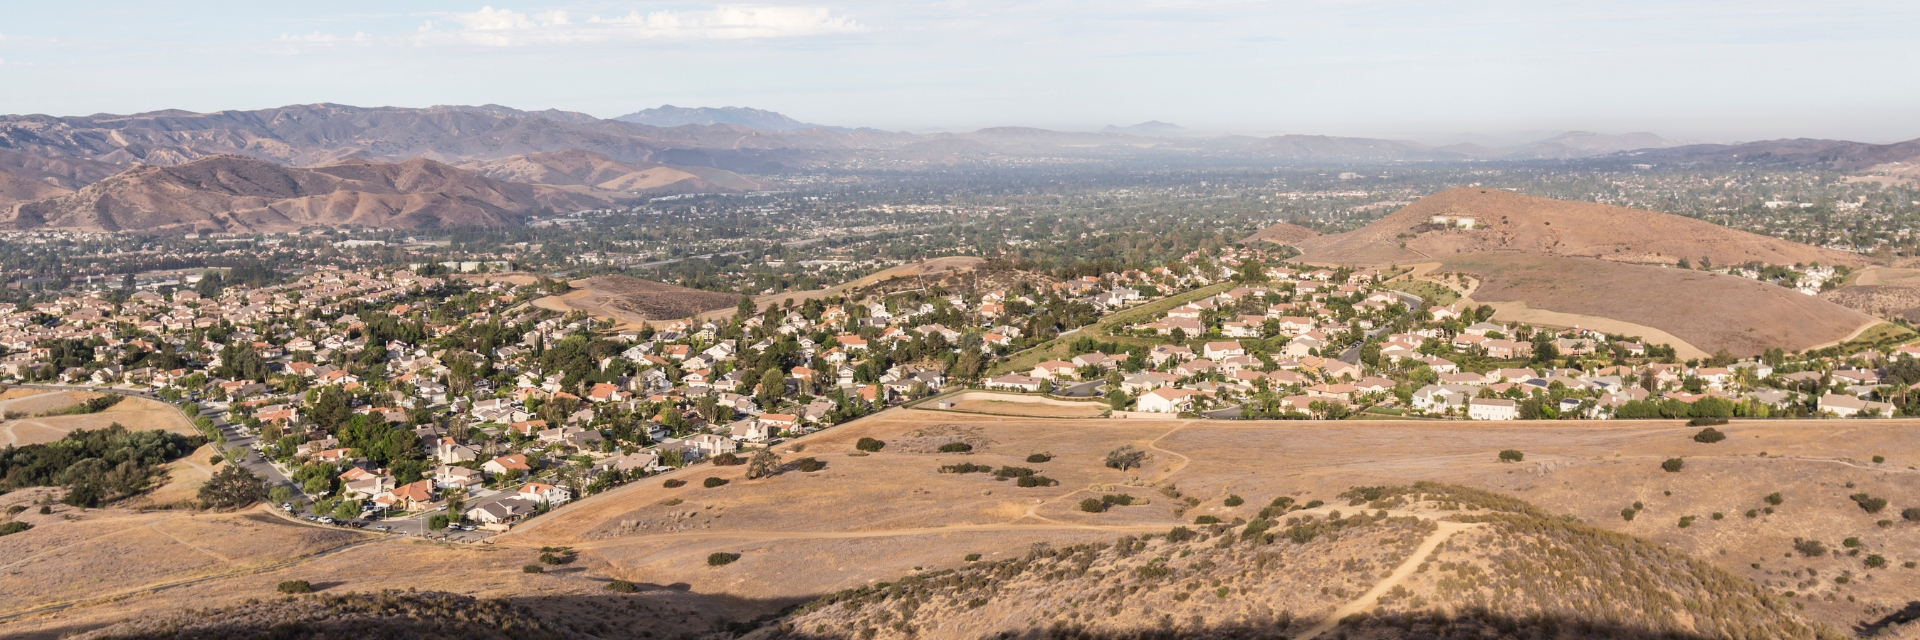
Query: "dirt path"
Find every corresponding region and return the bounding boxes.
[1295,520,1481,640]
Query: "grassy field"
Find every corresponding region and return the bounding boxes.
[1383,278,1460,305]
[8,411,1920,637]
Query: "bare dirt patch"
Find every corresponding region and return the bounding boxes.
[539,274,743,328]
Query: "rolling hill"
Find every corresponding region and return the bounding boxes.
[1289,188,1878,356]
[0,150,123,206]
[459,149,763,196]
[1243,221,1320,245]
[1,155,604,234]
[1292,187,1869,269]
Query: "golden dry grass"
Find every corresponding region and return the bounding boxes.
[944,399,1109,418]
[1,395,197,447]
[8,408,1918,636]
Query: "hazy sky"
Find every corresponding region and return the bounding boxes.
[3,1,1917,144]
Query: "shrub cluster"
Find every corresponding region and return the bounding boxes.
[1850,493,1888,513]
[1016,475,1058,487]
[1026,453,1053,463]
[1079,494,1138,512]
[277,580,314,594]
[1498,449,1524,463]
[855,437,886,452]
[794,457,824,472]
[1223,494,1244,507]
[940,463,992,474]
[1661,458,1685,473]
[606,580,638,593]
[712,453,744,466]
[662,479,686,488]
[1692,427,1727,443]
[703,477,729,488]
[708,552,740,566]
[937,442,973,453]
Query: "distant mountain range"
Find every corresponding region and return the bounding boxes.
[614,105,884,134]
[1,102,1916,233]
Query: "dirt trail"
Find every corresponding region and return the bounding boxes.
[1296,520,1482,640]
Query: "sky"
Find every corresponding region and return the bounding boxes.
[2,1,1918,144]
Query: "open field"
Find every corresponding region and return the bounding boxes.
[0,394,195,446]
[1450,252,1876,356]
[450,271,540,287]
[134,443,224,508]
[1478,299,1710,359]
[1294,186,1869,269]
[10,409,1920,637]
[535,274,744,329]
[945,399,1109,418]
[695,256,994,322]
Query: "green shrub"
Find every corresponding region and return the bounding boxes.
[1746,509,1759,518]
[967,598,988,608]
[1661,458,1685,473]
[1242,519,1271,539]
[523,565,543,573]
[1765,492,1783,506]
[707,552,739,566]
[1498,449,1523,463]
[1866,555,1888,569]
[606,580,638,593]
[1712,512,1724,520]
[939,463,992,474]
[428,514,450,531]
[277,580,314,594]
[663,479,686,488]
[1794,538,1827,557]
[1079,498,1108,513]
[4,505,22,516]
[1620,508,1636,521]
[1194,515,1220,525]
[1105,445,1147,470]
[938,442,973,453]
[703,477,729,489]
[712,453,743,466]
[1016,475,1057,487]
[855,437,885,452]
[1633,501,1644,510]
[1843,537,1861,548]
[1692,427,1726,443]
[1904,507,1920,522]
[964,553,982,562]
[0,521,31,537]
[1026,453,1052,463]
[1872,455,1886,463]
[1677,516,1695,528]
[795,457,823,472]
[1165,526,1195,542]
[1304,500,1324,509]
[39,505,51,515]
[1103,494,1136,506]
[1223,494,1243,507]
[1834,576,1850,584]
[208,454,224,465]
[993,466,1035,478]
[539,552,563,565]
[1269,496,1294,509]
[1850,493,1888,513]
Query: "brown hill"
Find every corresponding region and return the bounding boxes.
[1450,253,1876,356]
[1242,221,1319,245]
[0,150,122,205]
[535,274,746,328]
[1295,187,1869,268]
[2,155,605,234]
[459,149,763,195]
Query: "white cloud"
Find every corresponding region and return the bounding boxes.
[412,5,866,46]
[272,30,372,54]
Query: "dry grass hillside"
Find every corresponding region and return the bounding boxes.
[1243,221,1319,245]
[461,149,764,196]
[1447,253,1877,356]
[535,274,746,328]
[10,411,1920,639]
[2,156,607,234]
[1294,187,1869,268]
[747,484,1839,640]
[0,149,122,206]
